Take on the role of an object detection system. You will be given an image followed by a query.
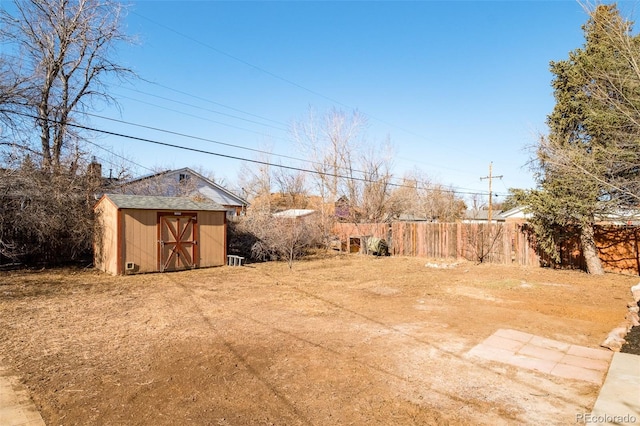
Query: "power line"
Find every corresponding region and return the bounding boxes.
[1,33,488,189]
[87,112,508,196]
[87,126,494,196]
[144,80,289,128]
[0,16,518,195]
[87,112,316,167]
[115,85,289,132]
[113,85,489,185]
[7,110,498,197]
[123,13,496,187]
[106,94,288,138]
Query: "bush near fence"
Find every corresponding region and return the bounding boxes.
[332,221,640,275]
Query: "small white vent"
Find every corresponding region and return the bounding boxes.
[125,262,135,271]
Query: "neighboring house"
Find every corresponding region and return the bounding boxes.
[499,206,640,225]
[461,209,505,223]
[119,167,249,216]
[596,208,640,226]
[94,194,228,275]
[501,206,533,223]
[334,196,350,220]
[396,213,434,222]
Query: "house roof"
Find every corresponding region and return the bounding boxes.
[96,194,226,211]
[463,209,505,221]
[121,167,249,207]
[397,213,433,222]
[273,209,316,218]
[501,206,532,219]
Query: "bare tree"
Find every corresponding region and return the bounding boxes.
[291,107,367,220]
[356,142,395,222]
[237,150,273,213]
[0,56,28,130]
[463,223,504,264]
[291,106,401,230]
[0,154,102,264]
[237,211,321,269]
[0,0,134,172]
[388,168,465,222]
[0,0,135,266]
[292,107,366,204]
[272,167,308,210]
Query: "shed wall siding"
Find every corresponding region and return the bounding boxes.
[94,201,119,275]
[198,211,226,267]
[123,209,158,273]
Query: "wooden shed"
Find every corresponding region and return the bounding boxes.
[94,194,227,275]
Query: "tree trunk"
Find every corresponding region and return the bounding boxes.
[580,223,604,275]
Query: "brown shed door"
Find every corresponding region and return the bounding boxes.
[158,213,198,272]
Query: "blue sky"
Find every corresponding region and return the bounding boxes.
[85,0,628,201]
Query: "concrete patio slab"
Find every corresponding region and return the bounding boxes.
[530,335,571,352]
[561,353,609,371]
[519,342,567,362]
[467,328,613,384]
[568,344,613,360]
[550,362,605,384]
[0,366,45,426]
[590,352,640,425]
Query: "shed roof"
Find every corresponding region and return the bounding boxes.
[97,194,226,211]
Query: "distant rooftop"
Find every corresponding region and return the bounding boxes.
[463,209,504,221]
[273,209,316,218]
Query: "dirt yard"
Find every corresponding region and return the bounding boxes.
[0,254,637,425]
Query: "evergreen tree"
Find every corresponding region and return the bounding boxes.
[526,4,640,274]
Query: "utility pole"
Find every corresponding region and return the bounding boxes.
[480,162,503,224]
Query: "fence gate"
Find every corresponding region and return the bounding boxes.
[158,213,198,272]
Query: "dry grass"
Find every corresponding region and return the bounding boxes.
[0,254,636,425]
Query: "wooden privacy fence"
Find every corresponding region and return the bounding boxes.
[595,225,640,275]
[333,222,539,266]
[394,222,542,266]
[332,221,640,275]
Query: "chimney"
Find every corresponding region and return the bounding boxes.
[87,156,102,185]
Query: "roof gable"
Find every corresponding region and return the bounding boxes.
[120,167,248,207]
